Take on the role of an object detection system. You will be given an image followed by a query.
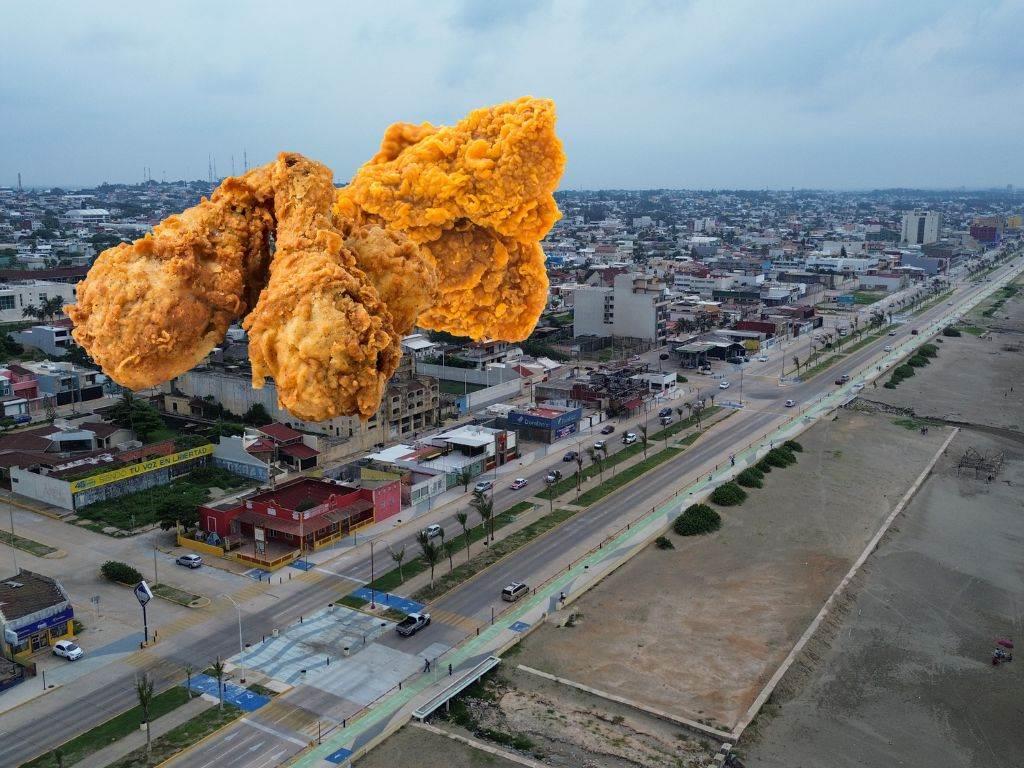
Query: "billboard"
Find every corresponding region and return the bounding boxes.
[69,444,214,493]
[507,407,582,431]
[836,295,856,305]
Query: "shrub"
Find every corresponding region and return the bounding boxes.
[101,560,143,585]
[710,482,747,506]
[673,504,721,536]
[783,440,803,453]
[883,381,897,389]
[907,355,929,368]
[918,343,938,358]
[655,535,675,549]
[737,467,764,488]
[942,327,961,337]
[755,458,773,473]
[765,448,796,468]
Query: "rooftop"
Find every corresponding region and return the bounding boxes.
[0,569,69,621]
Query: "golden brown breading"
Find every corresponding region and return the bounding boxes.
[242,154,401,422]
[66,174,274,390]
[338,219,438,336]
[334,96,565,342]
[415,225,547,341]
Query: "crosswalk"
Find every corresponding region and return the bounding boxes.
[429,608,479,633]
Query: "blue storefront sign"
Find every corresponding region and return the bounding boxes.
[508,407,582,430]
[13,606,74,640]
[837,295,855,305]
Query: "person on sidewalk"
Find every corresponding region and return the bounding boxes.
[423,658,431,673]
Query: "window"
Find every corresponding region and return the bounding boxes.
[0,296,14,311]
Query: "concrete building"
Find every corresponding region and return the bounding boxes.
[0,280,77,323]
[901,211,940,245]
[0,570,75,661]
[14,361,104,406]
[62,208,110,224]
[573,273,670,342]
[11,325,73,357]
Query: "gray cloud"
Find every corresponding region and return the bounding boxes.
[1,0,1021,189]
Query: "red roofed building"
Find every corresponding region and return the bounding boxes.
[256,422,319,470]
[198,477,399,562]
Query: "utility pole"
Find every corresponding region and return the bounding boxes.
[153,546,159,585]
[8,502,18,573]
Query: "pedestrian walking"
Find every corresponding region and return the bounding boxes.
[730,454,735,467]
[424,658,431,673]
[448,663,453,676]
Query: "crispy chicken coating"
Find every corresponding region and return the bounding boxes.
[242,154,401,422]
[66,172,274,390]
[335,96,565,341]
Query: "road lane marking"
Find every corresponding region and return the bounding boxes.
[239,718,309,747]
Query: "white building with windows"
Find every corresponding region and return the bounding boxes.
[901,211,940,245]
[573,273,671,342]
[0,281,77,323]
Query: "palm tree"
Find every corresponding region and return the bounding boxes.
[792,355,801,375]
[21,296,65,324]
[587,446,603,484]
[599,443,610,476]
[135,673,155,759]
[455,511,471,562]
[184,663,194,699]
[456,467,473,493]
[684,401,694,423]
[443,539,456,573]
[211,657,226,711]
[638,423,649,459]
[574,453,584,498]
[416,531,441,588]
[388,544,407,582]
[470,492,494,543]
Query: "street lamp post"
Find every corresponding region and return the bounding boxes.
[369,540,376,609]
[221,594,246,684]
[7,502,17,573]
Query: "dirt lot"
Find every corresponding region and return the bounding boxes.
[744,429,1024,767]
[869,279,1024,430]
[519,411,949,730]
[432,664,714,768]
[355,723,521,768]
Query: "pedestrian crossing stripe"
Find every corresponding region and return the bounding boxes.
[429,608,477,632]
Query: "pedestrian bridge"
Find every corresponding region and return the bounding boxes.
[412,655,501,720]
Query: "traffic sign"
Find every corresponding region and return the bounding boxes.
[134,581,154,607]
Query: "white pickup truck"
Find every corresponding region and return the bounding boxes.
[396,612,431,637]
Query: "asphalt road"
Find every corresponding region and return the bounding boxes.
[3,255,1018,768]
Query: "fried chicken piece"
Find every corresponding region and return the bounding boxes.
[66,171,274,390]
[242,154,401,422]
[335,96,565,341]
[414,225,547,341]
[338,219,438,336]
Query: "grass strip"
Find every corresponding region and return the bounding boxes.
[412,507,578,603]
[839,326,891,355]
[364,501,535,593]
[0,529,57,557]
[911,289,954,317]
[577,447,684,506]
[152,583,201,606]
[104,703,242,768]
[23,687,191,768]
[649,406,721,442]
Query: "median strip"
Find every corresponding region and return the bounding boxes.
[0,529,57,557]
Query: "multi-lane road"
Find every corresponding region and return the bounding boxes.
[1,254,1019,768]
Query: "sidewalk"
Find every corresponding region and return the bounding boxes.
[74,693,212,768]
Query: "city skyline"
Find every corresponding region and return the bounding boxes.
[2,0,1023,189]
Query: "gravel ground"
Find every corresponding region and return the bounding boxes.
[354,723,521,768]
[743,429,1024,768]
[518,411,948,730]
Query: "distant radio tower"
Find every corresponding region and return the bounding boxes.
[17,172,22,192]
[208,155,213,184]
[243,149,248,172]
[231,155,235,177]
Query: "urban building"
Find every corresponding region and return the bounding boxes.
[573,272,670,342]
[901,211,940,245]
[0,280,77,323]
[0,570,75,661]
[11,325,73,357]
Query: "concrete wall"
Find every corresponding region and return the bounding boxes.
[457,378,524,414]
[414,364,521,387]
[573,286,612,337]
[10,467,73,510]
[213,436,271,482]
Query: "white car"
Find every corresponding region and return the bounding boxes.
[883,345,892,352]
[757,355,768,362]
[852,382,865,392]
[888,330,897,336]
[719,380,731,390]
[510,477,528,490]
[622,432,637,444]
[176,553,202,569]
[422,524,443,539]
[593,440,607,451]
[53,640,83,661]
[473,480,493,494]
[785,399,796,408]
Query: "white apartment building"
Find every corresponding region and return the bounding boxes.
[0,280,77,322]
[62,208,111,224]
[901,211,940,245]
[573,273,670,342]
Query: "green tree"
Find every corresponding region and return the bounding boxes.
[242,403,272,426]
[638,423,649,459]
[470,489,495,542]
[388,544,407,582]
[135,673,155,760]
[108,392,165,442]
[211,657,226,711]
[21,296,65,324]
[455,511,471,562]
[587,446,603,484]
[184,663,194,699]
[456,466,473,493]
[416,531,441,589]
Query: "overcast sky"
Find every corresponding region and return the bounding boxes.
[2,0,1022,190]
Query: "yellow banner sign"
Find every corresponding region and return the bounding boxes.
[69,444,214,494]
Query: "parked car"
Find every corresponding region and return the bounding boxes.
[785,399,796,408]
[545,470,563,483]
[888,330,897,336]
[176,554,202,569]
[510,477,528,490]
[659,415,673,425]
[422,524,443,539]
[726,356,747,365]
[562,450,578,462]
[473,480,493,494]
[622,432,637,444]
[719,380,731,390]
[835,374,850,385]
[593,440,607,450]
[884,345,893,352]
[53,640,83,661]
[396,612,431,637]
[658,407,673,418]
[501,582,529,602]
[600,424,615,435]
[757,355,769,362]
